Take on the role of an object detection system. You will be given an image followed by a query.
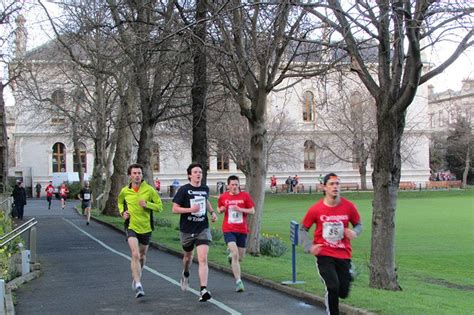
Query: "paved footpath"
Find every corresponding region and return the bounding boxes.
[14,198,326,315]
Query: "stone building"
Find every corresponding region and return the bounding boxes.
[7,18,432,195]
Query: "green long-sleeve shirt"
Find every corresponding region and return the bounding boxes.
[118,181,163,234]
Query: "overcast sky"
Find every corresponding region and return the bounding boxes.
[4,1,473,107]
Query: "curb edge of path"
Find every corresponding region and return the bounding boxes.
[90,215,374,315]
[5,270,41,315]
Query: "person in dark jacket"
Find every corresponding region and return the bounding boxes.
[12,180,27,220]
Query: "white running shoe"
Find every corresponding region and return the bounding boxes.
[180,272,189,292]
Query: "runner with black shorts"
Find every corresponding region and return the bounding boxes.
[118,163,163,298]
[299,173,362,315]
[172,162,217,302]
[78,181,93,225]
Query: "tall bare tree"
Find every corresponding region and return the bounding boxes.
[107,0,191,184]
[303,0,473,290]
[207,1,326,254]
[312,73,376,190]
[1,1,23,192]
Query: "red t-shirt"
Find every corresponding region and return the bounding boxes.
[45,184,55,197]
[270,177,276,186]
[59,186,69,197]
[302,197,360,259]
[218,191,255,234]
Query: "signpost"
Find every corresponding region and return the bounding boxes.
[282,220,305,285]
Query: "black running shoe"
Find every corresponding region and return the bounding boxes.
[199,288,211,302]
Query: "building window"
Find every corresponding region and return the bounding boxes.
[429,113,435,128]
[152,145,160,172]
[52,142,66,172]
[303,91,315,122]
[438,110,444,127]
[51,89,65,106]
[304,140,316,170]
[73,142,87,173]
[217,151,229,171]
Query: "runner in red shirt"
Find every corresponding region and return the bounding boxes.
[217,175,255,292]
[300,173,362,315]
[45,181,55,210]
[59,182,69,210]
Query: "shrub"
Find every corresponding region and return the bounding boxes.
[210,227,223,242]
[0,210,21,281]
[67,182,82,200]
[260,233,287,257]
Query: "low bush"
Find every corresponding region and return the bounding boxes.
[259,233,287,257]
[0,210,21,281]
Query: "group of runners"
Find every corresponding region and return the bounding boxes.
[116,162,362,315]
[44,180,93,224]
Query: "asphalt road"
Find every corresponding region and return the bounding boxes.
[13,198,326,315]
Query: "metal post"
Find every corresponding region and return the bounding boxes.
[29,226,37,264]
[282,220,304,285]
[291,244,296,282]
[0,279,5,315]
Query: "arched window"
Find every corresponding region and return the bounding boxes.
[217,150,229,171]
[52,142,66,172]
[152,145,160,172]
[303,91,315,122]
[304,140,316,170]
[51,89,65,106]
[73,142,87,173]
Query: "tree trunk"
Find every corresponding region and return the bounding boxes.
[91,79,107,201]
[103,89,133,216]
[462,146,470,189]
[72,127,84,186]
[191,0,209,184]
[0,83,8,193]
[246,102,268,255]
[136,118,154,184]
[359,160,367,190]
[369,106,403,290]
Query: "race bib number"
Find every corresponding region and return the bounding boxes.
[322,221,344,243]
[83,193,91,200]
[191,196,206,217]
[228,207,243,224]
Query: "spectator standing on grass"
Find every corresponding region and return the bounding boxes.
[172,162,217,302]
[285,176,292,193]
[217,175,255,293]
[291,175,298,193]
[270,175,277,193]
[299,173,362,315]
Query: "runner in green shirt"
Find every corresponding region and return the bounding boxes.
[118,163,163,298]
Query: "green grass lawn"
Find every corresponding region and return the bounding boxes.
[93,189,474,315]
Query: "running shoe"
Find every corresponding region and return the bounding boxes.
[235,280,245,292]
[199,288,211,302]
[180,272,189,292]
[135,285,145,298]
